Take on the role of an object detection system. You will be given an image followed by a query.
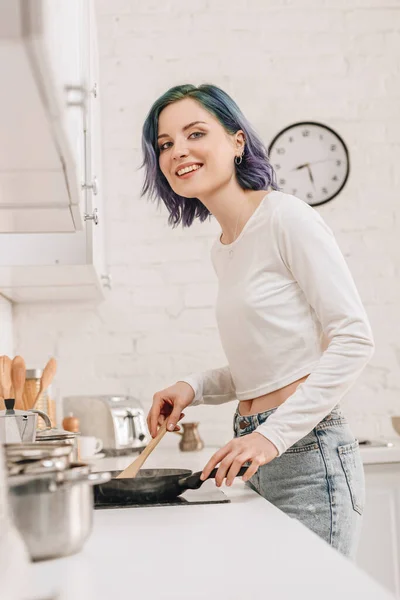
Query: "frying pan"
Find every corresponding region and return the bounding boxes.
[94,466,248,505]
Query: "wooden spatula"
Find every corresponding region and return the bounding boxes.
[116,420,169,479]
[11,356,26,410]
[0,358,4,410]
[31,357,57,409]
[0,356,12,401]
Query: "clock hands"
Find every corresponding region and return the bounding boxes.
[306,164,315,189]
[294,162,310,171]
[292,158,337,171]
[293,162,316,190]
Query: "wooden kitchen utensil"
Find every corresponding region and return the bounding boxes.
[0,356,12,401]
[11,356,26,410]
[0,358,4,409]
[30,357,57,409]
[115,420,169,479]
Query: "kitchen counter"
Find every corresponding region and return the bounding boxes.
[26,439,396,600]
[359,439,400,465]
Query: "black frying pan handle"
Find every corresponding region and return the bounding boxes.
[179,466,248,490]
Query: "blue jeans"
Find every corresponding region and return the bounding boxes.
[233,404,365,559]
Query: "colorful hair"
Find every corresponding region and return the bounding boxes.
[140,83,281,228]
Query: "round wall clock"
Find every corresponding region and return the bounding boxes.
[267,121,350,207]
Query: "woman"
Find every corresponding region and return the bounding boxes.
[141,83,374,559]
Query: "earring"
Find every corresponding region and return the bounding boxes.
[235,152,244,165]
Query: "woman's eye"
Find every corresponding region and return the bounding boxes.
[158,132,205,152]
[159,142,172,152]
[189,131,205,140]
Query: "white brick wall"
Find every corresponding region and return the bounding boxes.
[13,0,400,445]
[0,296,13,357]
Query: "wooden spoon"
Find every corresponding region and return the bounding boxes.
[31,357,57,409]
[116,420,169,479]
[0,355,12,400]
[11,356,26,410]
[0,359,4,409]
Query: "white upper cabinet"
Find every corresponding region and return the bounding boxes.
[83,4,106,286]
[0,0,88,232]
[0,1,108,301]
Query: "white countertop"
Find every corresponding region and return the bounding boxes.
[359,439,400,465]
[26,440,396,600]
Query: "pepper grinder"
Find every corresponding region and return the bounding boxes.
[174,422,204,452]
[62,412,81,461]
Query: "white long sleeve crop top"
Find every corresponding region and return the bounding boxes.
[179,190,375,456]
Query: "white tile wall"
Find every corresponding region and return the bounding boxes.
[13,0,400,445]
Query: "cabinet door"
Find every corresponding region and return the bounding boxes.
[356,464,400,597]
[24,0,89,226]
[0,1,79,233]
[84,1,106,281]
[0,0,105,301]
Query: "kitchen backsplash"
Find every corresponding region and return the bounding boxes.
[11,0,400,446]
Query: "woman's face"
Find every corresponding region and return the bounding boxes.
[157,98,244,198]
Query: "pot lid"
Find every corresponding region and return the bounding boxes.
[8,463,97,490]
[7,455,69,477]
[5,442,74,461]
[35,427,77,440]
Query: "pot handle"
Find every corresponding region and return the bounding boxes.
[87,471,112,486]
[30,408,52,429]
[179,466,248,490]
[9,471,112,492]
[55,470,112,490]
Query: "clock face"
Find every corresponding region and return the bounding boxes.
[268,121,350,207]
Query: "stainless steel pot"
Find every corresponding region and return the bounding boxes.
[5,440,74,460]
[8,464,111,561]
[5,441,74,475]
[7,455,70,476]
[35,427,80,462]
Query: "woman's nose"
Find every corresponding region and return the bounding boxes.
[171,143,189,160]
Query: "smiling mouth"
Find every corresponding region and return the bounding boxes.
[176,164,203,177]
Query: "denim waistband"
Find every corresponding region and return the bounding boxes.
[234,403,343,431]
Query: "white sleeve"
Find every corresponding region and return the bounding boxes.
[255,198,375,456]
[178,365,237,407]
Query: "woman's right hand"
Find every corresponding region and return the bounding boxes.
[147,381,195,438]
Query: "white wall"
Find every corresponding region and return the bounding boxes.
[0,296,13,357]
[13,0,400,445]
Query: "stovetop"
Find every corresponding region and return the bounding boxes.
[94,486,230,509]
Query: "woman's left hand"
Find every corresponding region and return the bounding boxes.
[200,432,279,486]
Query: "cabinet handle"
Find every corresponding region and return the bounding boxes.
[81,176,98,195]
[65,85,86,93]
[84,208,99,225]
[64,84,86,108]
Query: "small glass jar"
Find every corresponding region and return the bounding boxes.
[23,369,56,429]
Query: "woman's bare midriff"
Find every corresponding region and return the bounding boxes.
[238,374,310,416]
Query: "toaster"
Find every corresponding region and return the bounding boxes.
[62,395,150,454]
